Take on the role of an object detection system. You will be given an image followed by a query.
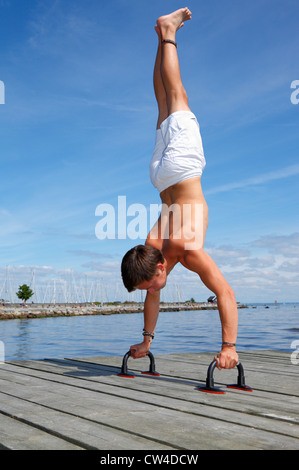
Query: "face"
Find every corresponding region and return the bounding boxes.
[137,264,167,294]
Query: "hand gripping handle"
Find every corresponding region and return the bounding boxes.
[198,360,253,394]
[118,350,160,378]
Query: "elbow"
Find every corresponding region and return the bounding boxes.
[217,285,236,302]
[228,286,236,301]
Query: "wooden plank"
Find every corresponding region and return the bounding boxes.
[62,351,299,395]
[1,360,298,449]
[64,350,294,371]
[0,372,264,450]
[0,352,298,450]
[1,364,297,444]
[0,391,170,450]
[7,354,298,420]
[5,355,299,428]
[6,358,299,425]
[0,413,82,450]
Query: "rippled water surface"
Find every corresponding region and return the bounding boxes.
[0,304,298,361]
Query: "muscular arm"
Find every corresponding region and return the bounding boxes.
[181,248,239,369]
[130,290,160,359]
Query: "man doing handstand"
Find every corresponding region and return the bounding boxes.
[121,8,239,370]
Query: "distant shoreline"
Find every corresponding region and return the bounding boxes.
[0,301,247,321]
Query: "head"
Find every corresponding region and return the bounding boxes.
[121,244,167,293]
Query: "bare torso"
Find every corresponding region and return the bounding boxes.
[146,176,209,273]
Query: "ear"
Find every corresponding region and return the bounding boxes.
[156,263,165,273]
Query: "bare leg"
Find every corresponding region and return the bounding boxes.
[156,8,192,115]
[153,26,168,129]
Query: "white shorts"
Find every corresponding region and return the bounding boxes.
[149,111,206,193]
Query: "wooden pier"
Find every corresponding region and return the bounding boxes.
[0,350,298,450]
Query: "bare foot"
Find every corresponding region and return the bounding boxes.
[155,22,184,39]
[156,7,191,38]
[155,24,161,39]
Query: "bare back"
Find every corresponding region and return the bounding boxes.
[146,176,209,273]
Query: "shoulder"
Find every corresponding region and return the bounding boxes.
[145,236,163,251]
[162,238,185,273]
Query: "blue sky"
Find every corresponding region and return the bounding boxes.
[0,0,299,303]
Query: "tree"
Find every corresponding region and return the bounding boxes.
[185,297,196,304]
[16,284,34,304]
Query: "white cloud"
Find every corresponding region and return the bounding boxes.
[171,232,299,302]
[206,164,299,195]
[67,250,113,259]
[251,232,299,258]
[205,245,250,267]
[2,230,299,303]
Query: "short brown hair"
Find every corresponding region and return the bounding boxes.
[121,245,164,292]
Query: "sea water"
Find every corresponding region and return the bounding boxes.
[0,303,298,361]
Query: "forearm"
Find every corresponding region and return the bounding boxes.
[130,291,160,358]
[214,291,239,369]
[217,291,238,345]
[143,290,160,339]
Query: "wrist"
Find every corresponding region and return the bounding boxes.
[143,329,154,340]
[143,335,152,344]
[222,342,236,349]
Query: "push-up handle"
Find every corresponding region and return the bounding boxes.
[198,360,253,394]
[118,350,160,378]
[227,361,253,391]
